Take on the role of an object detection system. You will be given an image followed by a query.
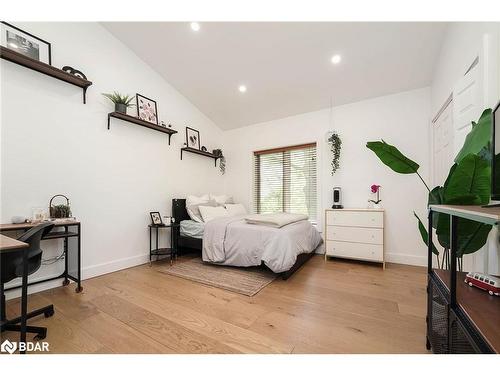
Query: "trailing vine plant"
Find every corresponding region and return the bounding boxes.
[328,132,342,175]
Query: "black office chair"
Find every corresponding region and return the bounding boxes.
[0,222,55,340]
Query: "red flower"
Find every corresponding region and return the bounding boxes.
[371,184,380,193]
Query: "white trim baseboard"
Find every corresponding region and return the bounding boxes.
[5,253,150,300]
[384,252,427,267]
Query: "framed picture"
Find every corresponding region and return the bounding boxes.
[136,93,158,125]
[150,211,163,225]
[186,127,201,149]
[1,22,51,64]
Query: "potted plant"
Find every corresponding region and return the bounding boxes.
[49,194,72,219]
[366,109,493,270]
[102,92,135,114]
[328,132,342,175]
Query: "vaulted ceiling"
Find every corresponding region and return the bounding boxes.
[103,22,447,129]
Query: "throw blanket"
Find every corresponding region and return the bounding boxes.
[244,212,309,228]
[202,215,322,273]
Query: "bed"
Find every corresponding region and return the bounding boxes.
[172,198,322,279]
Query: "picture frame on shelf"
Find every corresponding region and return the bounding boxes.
[136,93,158,125]
[1,22,51,64]
[186,126,200,149]
[150,211,163,226]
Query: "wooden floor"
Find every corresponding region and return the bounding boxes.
[1,255,429,353]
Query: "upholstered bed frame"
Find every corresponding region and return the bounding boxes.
[171,198,314,280]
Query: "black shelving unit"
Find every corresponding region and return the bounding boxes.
[0,46,92,104]
[107,112,178,144]
[180,147,221,167]
[427,205,500,354]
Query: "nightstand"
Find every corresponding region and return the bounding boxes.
[149,223,179,265]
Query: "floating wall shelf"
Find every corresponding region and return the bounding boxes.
[0,46,92,104]
[180,147,221,167]
[107,112,178,144]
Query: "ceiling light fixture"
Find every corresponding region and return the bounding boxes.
[190,22,200,32]
[238,85,247,93]
[331,54,342,64]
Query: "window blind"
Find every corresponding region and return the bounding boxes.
[253,143,317,222]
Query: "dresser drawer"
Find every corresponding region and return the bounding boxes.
[326,225,383,244]
[326,210,383,228]
[326,240,383,262]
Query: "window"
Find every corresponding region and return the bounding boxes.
[253,143,317,221]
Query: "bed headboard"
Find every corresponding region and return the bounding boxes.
[172,198,190,224]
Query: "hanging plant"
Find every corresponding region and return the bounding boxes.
[212,149,226,175]
[328,132,342,175]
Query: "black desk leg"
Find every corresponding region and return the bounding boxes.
[20,250,28,354]
[76,223,83,293]
[149,226,152,266]
[63,227,69,286]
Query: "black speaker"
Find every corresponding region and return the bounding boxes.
[332,187,343,209]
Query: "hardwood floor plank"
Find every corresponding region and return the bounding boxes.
[3,256,429,354]
[90,293,237,353]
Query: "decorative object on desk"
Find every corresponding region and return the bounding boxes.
[150,211,163,225]
[11,216,27,224]
[201,146,207,152]
[1,22,51,64]
[464,272,500,296]
[327,131,342,175]
[32,207,48,223]
[136,93,158,124]
[61,66,87,80]
[102,91,135,114]
[49,194,72,219]
[163,216,172,225]
[367,108,493,270]
[212,148,225,174]
[160,121,167,128]
[368,184,382,208]
[332,187,343,209]
[186,126,200,149]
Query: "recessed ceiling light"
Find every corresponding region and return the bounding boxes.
[238,85,247,93]
[331,54,342,64]
[190,22,200,32]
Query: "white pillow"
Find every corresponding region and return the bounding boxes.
[209,194,234,205]
[186,194,210,222]
[225,203,247,216]
[199,205,228,222]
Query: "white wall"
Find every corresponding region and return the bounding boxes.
[223,88,431,266]
[1,22,225,297]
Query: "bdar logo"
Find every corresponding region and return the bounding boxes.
[1,339,17,354]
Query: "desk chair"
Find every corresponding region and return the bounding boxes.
[0,222,55,340]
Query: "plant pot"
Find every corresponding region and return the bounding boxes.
[115,103,127,114]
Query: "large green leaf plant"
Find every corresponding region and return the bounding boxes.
[366,109,493,268]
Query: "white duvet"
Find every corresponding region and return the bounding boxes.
[202,215,322,273]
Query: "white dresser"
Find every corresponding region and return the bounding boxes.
[324,208,385,268]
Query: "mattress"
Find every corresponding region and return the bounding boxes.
[180,219,204,239]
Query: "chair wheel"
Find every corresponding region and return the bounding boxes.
[44,309,54,318]
[75,285,83,293]
[62,279,70,286]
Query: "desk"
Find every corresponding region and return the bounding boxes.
[0,234,29,353]
[0,234,29,251]
[0,220,82,293]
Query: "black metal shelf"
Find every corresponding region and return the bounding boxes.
[107,112,177,145]
[0,46,92,104]
[180,147,221,167]
[43,231,79,239]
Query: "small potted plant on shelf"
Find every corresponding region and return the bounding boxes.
[102,92,135,114]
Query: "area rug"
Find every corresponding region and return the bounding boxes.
[157,257,277,296]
